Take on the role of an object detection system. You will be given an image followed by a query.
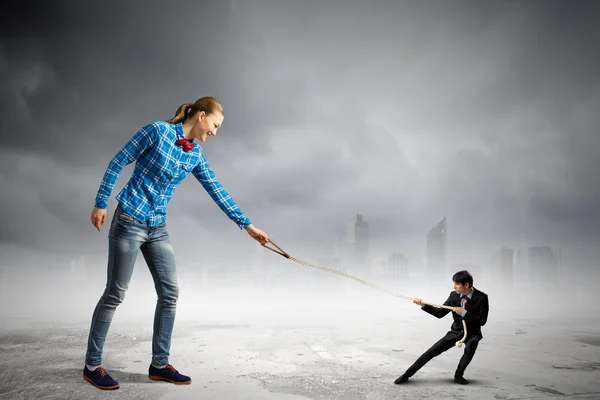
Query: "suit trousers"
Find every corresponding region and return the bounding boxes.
[405,334,480,377]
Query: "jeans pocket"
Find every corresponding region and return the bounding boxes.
[118,211,136,225]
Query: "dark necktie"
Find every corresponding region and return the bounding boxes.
[176,138,194,152]
[462,296,470,310]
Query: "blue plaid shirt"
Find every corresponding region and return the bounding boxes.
[94,121,252,229]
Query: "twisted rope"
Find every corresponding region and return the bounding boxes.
[263,241,468,348]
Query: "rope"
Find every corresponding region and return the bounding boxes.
[263,241,468,348]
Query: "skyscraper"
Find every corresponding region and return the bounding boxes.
[346,213,369,267]
[426,217,447,282]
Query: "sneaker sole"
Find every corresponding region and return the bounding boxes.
[148,375,192,385]
[83,375,119,390]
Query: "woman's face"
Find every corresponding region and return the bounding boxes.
[193,111,224,142]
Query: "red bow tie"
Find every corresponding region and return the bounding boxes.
[175,138,194,152]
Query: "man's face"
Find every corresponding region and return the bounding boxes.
[453,281,470,295]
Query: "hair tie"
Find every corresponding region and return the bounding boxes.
[188,103,194,107]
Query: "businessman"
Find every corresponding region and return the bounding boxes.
[394,270,489,385]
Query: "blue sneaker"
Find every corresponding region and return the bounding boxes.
[148,364,191,384]
[83,366,119,390]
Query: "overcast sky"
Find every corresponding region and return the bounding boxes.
[1,0,599,270]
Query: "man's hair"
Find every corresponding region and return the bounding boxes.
[452,270,474,287]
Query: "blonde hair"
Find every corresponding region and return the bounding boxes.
[166,96,224,124]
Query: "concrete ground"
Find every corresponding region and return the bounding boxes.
[1,297,599,400]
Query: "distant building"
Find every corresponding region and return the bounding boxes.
[426,217,447,282]
[346,213,369,268]
[529,246,561,286]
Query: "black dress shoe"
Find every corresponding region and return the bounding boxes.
[454,375,468,385]
[394,374,409,384]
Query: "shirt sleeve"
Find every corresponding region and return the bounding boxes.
[94,122,159,209]
[192,154,252,230]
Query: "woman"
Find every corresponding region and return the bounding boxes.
[83,97,270,390]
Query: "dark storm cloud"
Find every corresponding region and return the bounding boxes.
[0,0,599,267]
[1,1,230,162]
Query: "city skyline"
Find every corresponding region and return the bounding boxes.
[310,211,568,291]
[4,206,574,295]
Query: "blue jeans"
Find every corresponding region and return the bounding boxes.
[85,205,179,367]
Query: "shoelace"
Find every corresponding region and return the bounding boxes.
[97,366,108,377]
[165,365,177,373]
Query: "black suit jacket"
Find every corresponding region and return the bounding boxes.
[421,288,489,340]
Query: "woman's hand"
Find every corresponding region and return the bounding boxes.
[91,207,107,231]
[244,224,270,245]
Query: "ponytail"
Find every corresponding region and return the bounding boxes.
[165,97,224,124]
[165,103,194,124]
